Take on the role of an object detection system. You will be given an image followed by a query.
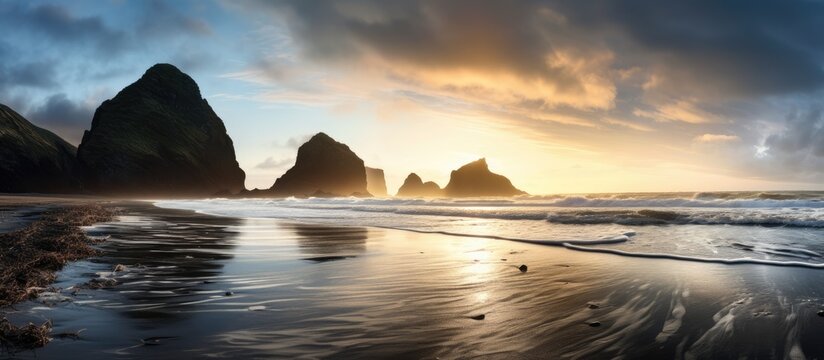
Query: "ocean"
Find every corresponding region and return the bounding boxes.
[157,191,824,268]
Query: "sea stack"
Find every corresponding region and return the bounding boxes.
[76,64,246,195]
[0,104,80,193]
[269,133,370,197]
[365,167,388,197]
[443,158,525,197]
[396,173,443,197]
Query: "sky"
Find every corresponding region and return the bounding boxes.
[2,0,824,194]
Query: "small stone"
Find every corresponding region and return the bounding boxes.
[587,303,600,309]
[113,264,127,272]
[469,314,485,320]
[589,321,601,327]
[501,258,507,261]
[818,310,824,317]
[518,265,528,273]
[225,291,234,296]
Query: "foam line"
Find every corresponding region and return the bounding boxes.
[562,243,824,269]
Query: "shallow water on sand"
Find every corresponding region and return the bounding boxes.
[157,194,824,267]
[5,204,824,359]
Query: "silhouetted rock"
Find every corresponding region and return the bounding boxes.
[396,173,443,197]
[365,167,388,197]
[444,158,525,197]
[0,104,80,193]
[77,64,245,195]
[269,133,369,197]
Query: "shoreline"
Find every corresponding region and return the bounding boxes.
[0,203,114,352]
[2,197,824,358]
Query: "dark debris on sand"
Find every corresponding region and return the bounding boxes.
[0,317,52,353]
[0,205,114,351]
[0,205,114,307]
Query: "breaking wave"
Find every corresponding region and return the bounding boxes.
[155,191,824,268]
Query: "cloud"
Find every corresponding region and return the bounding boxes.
[25,93,94,145]
[634,101,715,124]
[603,117,654,132]
[0,61,58,89]
[255,156,294,170]
[236,0,617,112]
[765,107,824,158]
[238,0,824,110]
[693,134,739,143]
[553,0,824,99]
[138,0,213,37]
[0,3,130,55]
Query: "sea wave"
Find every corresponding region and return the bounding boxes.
[269,192,824,208]
[544,209,824,227]
[155,198,824,268]
[246,201,824,228]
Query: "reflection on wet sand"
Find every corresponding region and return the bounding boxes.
[288,224,367,261]
[6,206,824,359]
[78,204,241,322]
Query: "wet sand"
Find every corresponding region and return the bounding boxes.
[3,201,824,359]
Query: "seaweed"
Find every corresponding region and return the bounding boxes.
[0,204,113,352]
[0,317,52,353]
[0,205,114,307]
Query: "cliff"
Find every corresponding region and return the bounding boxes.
[269,133,370,197]
[76,64,246,195]
[443,158,525,197]
[0,104,80,193]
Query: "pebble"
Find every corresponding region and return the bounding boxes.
[818,310,824,317]
[587,303,600,309]
[469,314,485,320]
[588,321,601,327]
[225,291,234,296]
[518,265,528,273]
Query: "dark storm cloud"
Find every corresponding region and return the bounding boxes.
[26,93,94,145]
[0,2,130,55]
[0,61,57,89]
[246,0,824,100]
[250,0,598,95]
[553,0,824,98]
[0,1,214,56]
[766,107,824,160]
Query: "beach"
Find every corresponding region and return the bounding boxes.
[1,196,824,359]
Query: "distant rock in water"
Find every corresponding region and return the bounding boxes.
[365,167,388,197]
[269,133,370,197]
[0,104,80,193]
[77,64,245,195]
[396,173,443,197]
[444,158,525,197]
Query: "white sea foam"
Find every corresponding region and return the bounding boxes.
[155,192,824,268]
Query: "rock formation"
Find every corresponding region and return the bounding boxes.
[76,64,245,195]
[0,104,80,193]
[269,133,369,197]
[443,158,525,197]
[365,167,388,197]
[396,173,443,197]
